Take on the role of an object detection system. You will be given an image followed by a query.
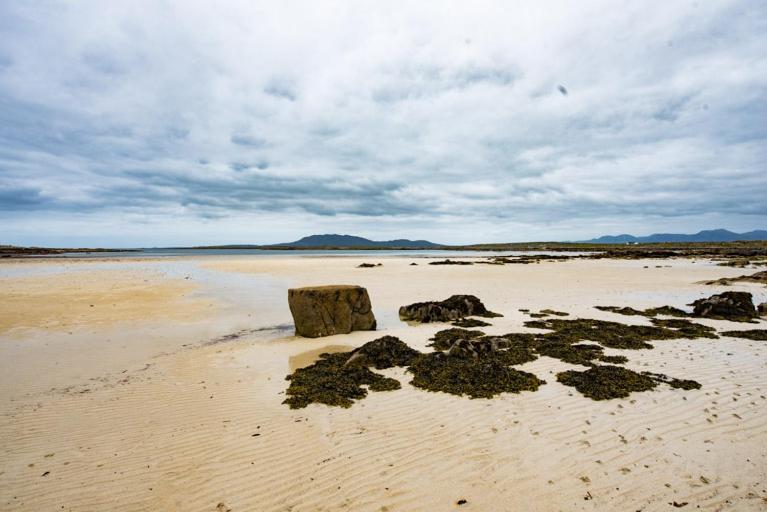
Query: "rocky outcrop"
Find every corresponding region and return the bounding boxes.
[690,291,758,322]
[398,295,501,323]
[288,285,376,338]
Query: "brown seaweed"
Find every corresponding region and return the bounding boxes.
[452,318,492,328]
[720,329,767,341]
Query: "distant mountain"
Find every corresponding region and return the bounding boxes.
[273,234,442,248]
[584,229,767,244]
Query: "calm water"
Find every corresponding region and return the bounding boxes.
[62,248,592,258]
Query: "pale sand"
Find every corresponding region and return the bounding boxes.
[1,256,766,511]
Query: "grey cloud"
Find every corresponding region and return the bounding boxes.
[0,1,765,246]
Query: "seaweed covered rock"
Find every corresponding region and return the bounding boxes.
[283,352,400,409]
[690,291,758,322]
[288,285,376,338]
[344,336,420,369]
[399,295,501,323]
[557,365,659,400]
[409,354,543,398]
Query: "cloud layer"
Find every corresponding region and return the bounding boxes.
[1,1,765,246]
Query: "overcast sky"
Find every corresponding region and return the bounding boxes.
[1,1,765,247]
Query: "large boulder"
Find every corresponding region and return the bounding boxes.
[399,294,501,323]
[690,291,757,322]
[288,285,376,338]
[759,302,767,317]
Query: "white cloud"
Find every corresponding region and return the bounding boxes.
[0,0,765,246]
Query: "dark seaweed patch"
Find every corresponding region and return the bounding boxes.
[558,365,702,400]
[649,318,718,339]
[598,355,628,364]
[524,318,680,349]
[557,365,659,400]
[642,372,702,390]
[408,353,543,398]
[596,305,689,317]
[429,328,485,350]
[720,329,767,340]
[452,318,492,328]
[283,351,402,409]
[344,335,421,369]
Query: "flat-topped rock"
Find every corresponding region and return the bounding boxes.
[288,285,376,338]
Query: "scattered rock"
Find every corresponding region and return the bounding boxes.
[288,285,377,338]
[410,262,418,266]
[357,263,382,268]
[399,295,502,323]
[690,291,758,322]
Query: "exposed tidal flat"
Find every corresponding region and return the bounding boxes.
[1,253,766,511]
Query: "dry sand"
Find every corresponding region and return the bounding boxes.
[1,255,766,511]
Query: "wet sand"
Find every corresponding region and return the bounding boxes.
[1,256,766,511]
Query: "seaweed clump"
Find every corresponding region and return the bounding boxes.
[558,365,702,400]
[720,329,767,341]
[409,353,543,398]
[524,318,683,349]
[649,318,718,339]
[452,318,492,328]
[284,352,401,409]
[283,336,417,409]
[557,365,659,400]
[595,305,688,317]
[429,328,485,350]
[344,335,421,368]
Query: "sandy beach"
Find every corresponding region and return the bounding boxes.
[1,255,766,511]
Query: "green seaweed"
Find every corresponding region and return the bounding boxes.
[452,318,492,328]
[596,305,689,317]
[524,318,680,349]
[429,328,485,350]
[649,318,719,339]
[557,365,659,400]
[642,372,702,390]
[540,309,569,316]
[283,352,402,409]
[283,336,417,409]
[345,335,421,368]
[408,353,543,398]
[720,329,767,340]
[598,355,629,364]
